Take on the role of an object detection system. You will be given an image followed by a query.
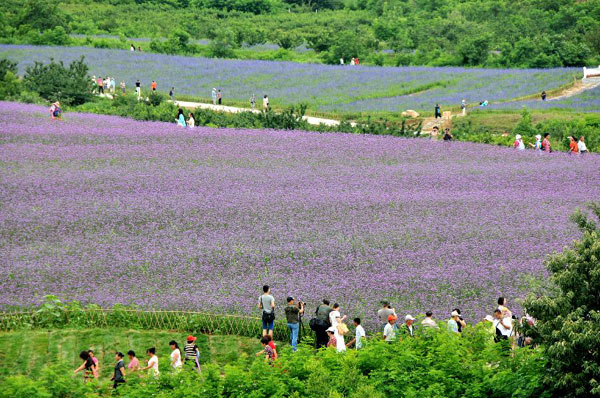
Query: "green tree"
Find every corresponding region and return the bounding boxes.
[525,203,600,398]
[457,36,490,66]
[209,29,238,58]
[17,0,68,32]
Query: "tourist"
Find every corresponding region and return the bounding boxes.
[250,93,256,110]
[452,308,467,333]
[448,310,461,334]
[110,77,116,94]
[120,81,126,94]
[138,46,142,52]
[176,109,186,127]
[97,76,104,94]
[127,350,139,372]
[399,315,416,338]
[104,77,110,93]
[265,335,278,359]
[211,88,217,105]
[187,112,195,128]
[314,299,332,349]
[135,79,141,99]
[256,336,275,363]
[529,134,542,151]
[435,103,441,119]
[74,351,97,382]
[355,57,359,65]
[131,44,135,51]
[377,301,396,330]
[578,136,588,154]
[184,335,200,370]
[351,57,356,66]
[169,340,182,370]
[151,80,157,92]
[383,314,397,342]
[497,297,512,318]
[431,126,440,138]
[569,136,579,154]
[329,303,347,352]
[421,311,438,329]
[141,347,159,377]
[111,352,126,389]
[326,327,337,349]
[461,99,467,116]
[514,134,525,150]
[541,91,547,101]
[92,75,97,93]
[263,94,269,110]
[217,89,222,105]
[88,349,99,376]
[542,133,551,152]
[443,128,453,141]
[493,309,513,350]
[479,100,489,107]
[169,87,175,102]
[346,318,366,350]
[285,296,304,351]
[258,285,275,338]
[49,101,62,120]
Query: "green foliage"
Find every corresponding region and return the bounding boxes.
[22,56,92,105]
[0,59,21,100]
[0,375,51,398]
[209,29,239,58]
[513,108,536,137]
[525,203,600,398]
[16,0,69,33]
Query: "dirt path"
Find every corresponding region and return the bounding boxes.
[548,79,600,101]
[174,100,356,127]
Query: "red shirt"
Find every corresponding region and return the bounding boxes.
[327,336,337,348]
[542,138,550,152]
[569,140,578,153]
[151,82,157,89]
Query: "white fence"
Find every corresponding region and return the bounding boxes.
[583,66,600,80]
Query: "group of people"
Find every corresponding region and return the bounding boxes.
[74,336,201,388]
[339,57,360,65]
[176,108,195,128]
[130,44,143,52]
[92,76,118,95]
[513,133,589,154]
[258,285,529,358]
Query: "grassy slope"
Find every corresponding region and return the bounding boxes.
[0,328,263,380]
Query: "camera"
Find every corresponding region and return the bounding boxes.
[297,301,305,308]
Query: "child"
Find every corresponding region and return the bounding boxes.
[256,336,275,363]
[49,102,62,120]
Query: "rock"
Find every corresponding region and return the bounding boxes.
[401,109,420,118]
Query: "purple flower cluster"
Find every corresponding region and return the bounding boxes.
[0,45,578,112]
[1,101,599,328]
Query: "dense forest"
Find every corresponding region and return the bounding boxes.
[2,0,599,67]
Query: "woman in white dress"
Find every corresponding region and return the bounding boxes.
[169,340,183,370]
[329,303,347,352]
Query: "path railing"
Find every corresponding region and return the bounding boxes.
[0,308,309,342]
[583,66,600,80]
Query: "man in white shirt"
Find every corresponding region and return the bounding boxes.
[493,309,513,349]
[346,318,366,349]
[383,314,397,342]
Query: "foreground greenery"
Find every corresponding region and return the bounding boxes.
[2,0,599,67]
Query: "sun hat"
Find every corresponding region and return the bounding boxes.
[187,335,196,342]
[484,315,494,323]
[405,315,415,321]
[388,314,397,322]
[326,327,336,333]
[515,134,521,140]
[535,134,541,140]
[451,310,460,317]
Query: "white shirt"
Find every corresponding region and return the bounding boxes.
[148,355,159,375]
[329,310,340,328]
[188,117,195,128]
[355,325,366,349]
[170,349,182,369]
[263,97,269,107]
[494,317,513,337]
[517,140,525,150]
[578,140,587,152]
[383,323,396,341]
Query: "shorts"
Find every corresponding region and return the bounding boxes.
[262,319,274,331]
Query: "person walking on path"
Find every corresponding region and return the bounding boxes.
[258,285,275,338]
[141,347,159,377]
[421,311,439,329]
[211,88,217,105]
[111,352,126,389]
[151,80,157,92]
[377,301,396,331]
[263,95,269,110]
[578,136,588,154]
[461,99,467,116]
[383,314,397,342]
[217,89,222,105]
[127,350,139,372]
[542,133,551,152]
[434,103,442,119]
[250,93,256,110]
[346,318,366,350]
[176,108,186,127]
[514,134,525,150]
[135,80,141,99]
[314,299,332,349]
[169,87,175,102]
[541,91,547,101]
[74,351,97,382]
[169,341,183,370]
[329,303,347,352]
[184,335,201,372]
[285,296,304,352]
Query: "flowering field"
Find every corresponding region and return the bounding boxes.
[0,44,579,112]
[488,85,600,113]
[1,101,599,328]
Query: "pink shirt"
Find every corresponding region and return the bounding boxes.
[128,357,139,370]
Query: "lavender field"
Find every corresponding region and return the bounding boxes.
[0,44,579,113]
[1,101,599,327]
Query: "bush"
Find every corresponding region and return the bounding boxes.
[0,58,21,100]
[23,56,92,105]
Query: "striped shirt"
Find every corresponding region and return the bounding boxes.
[184,343,198,361]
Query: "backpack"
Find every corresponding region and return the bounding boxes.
[309,317,328,331]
